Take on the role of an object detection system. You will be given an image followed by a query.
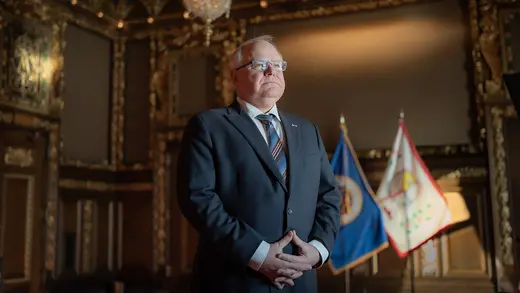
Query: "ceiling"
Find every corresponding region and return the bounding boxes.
[57,0,378,32]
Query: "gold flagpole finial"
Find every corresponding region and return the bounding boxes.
[340,113,348,134]
[399,109,405,120]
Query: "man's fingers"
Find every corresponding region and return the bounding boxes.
[292,271,303,279]
[277,253,308,264]
[291,232,305,247]
[276,230,294,248]
[276,258,312,271]
[275,276,295,287]
[273,281,284,290]
[277,268,298,277]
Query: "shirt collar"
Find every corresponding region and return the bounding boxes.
[237,97,281,121]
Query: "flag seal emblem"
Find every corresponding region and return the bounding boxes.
[337,175,363,225]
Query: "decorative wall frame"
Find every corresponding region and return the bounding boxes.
[1,173,35,284]
[486,104,518,291]
[0,10,65,117]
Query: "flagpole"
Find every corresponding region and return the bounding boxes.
[340,114,351,293]
[400,110,415,293]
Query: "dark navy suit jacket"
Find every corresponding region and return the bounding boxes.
[177,101,341,293]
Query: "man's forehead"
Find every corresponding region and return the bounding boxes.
[243,41,282,60]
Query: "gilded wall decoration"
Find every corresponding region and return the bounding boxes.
[478,0,504,99]
[43,1,118,39]
[1,19,54,112]
[499,10,517,73]
[489,105,517,267]
[45,126,60,275]
[0,108,55,130]
[153,134,168,272]
[4,147,33,168]
[58,179,153,191]
[111,37,126,166]
[151,34,170,129]
[81,200,94,273]
[486,104,517,291]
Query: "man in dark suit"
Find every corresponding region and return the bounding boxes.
[177,35,341,293]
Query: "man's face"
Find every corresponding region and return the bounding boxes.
[232,41,286,110]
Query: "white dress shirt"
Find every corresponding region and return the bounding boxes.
[236,98,329,271]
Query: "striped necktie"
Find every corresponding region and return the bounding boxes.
[256,114,287,182]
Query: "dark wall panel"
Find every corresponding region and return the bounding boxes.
[62,25,111,162]
[124,40,151,163]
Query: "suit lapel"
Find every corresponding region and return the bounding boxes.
[225,103,288,192]
[279,111,301,196]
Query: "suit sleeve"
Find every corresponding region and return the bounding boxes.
[309,125,341,259]
[177,114,265,267]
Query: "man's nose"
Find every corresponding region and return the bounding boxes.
[264,64,274,76]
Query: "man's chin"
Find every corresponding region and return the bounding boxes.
[260,89,284,100]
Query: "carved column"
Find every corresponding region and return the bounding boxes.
[45,125,60,277]
[153,134,168,274]
[111,37,126,167]
[45,19,67,279]
[475,0,519,290]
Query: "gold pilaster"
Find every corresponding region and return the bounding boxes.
[489,105,517,266]
[81,200,95,273]
[45,126,60,275]
[149,35,157,161]
[153,133,167,272]
[111,37,127,166]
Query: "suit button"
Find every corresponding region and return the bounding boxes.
[287,208,293,215]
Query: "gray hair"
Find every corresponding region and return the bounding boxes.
[229,35,282,70]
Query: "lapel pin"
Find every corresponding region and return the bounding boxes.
[291,124,298,127]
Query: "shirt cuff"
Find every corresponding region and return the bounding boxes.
[309,239,329,268]
[248,241,270,271]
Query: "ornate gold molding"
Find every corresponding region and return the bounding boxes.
[36,1,117,39]
[436,166,489,180]
[365,166,488,186]
[500,10,517,73]
[149,34,159,159]
[153,133,167,272]
[489,104,517,267]
[45,126,60,275]
[473,0,504,104]
[2,174,35,284]
[59,159,152,171]
[0,109,57,130]
[59,179,153,192]
[4,147,33,168]
[111,37,127,166]
[81,199,94,273]
[247,0,431,24]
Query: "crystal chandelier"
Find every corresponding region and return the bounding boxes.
[182,0,232,46]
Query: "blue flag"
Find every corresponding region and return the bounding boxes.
[329,123,388,274]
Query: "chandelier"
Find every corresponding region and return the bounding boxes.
[182,0,232,46]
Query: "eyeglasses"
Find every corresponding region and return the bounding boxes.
[235,60,287,72]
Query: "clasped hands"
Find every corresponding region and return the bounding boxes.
[258,230,321,290]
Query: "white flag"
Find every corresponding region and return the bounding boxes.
[376,120,451,257]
